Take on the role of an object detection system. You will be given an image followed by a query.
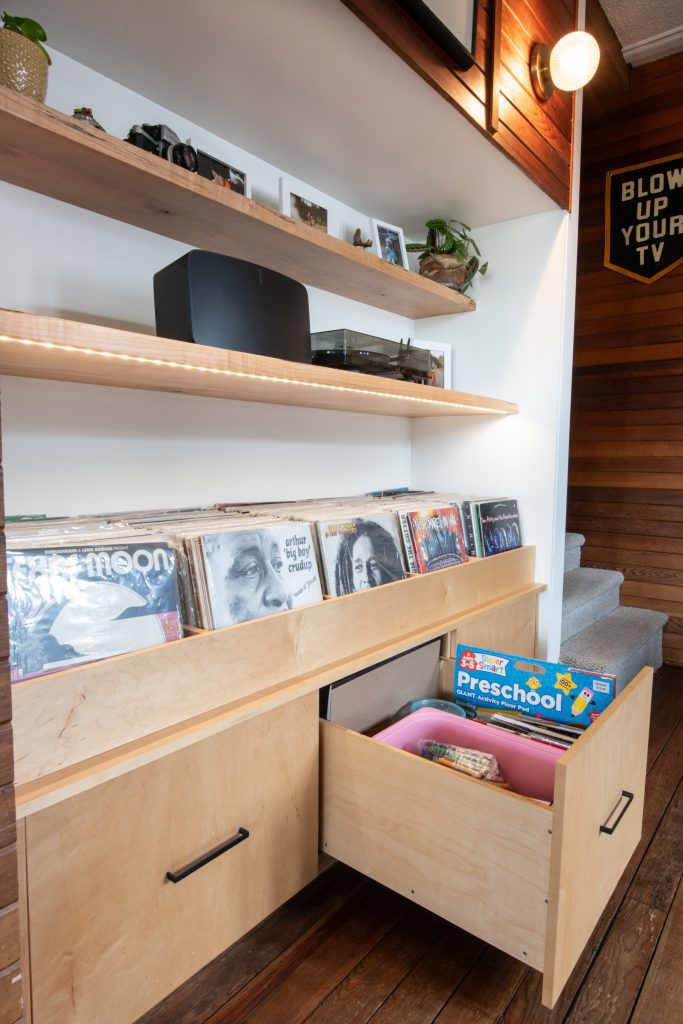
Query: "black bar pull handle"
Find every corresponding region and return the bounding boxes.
[166,827,249,883]
[600,791,634,835]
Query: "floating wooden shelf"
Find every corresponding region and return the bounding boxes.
[0,308,518,417]
[0,86,475,320]
[12,547,540,809]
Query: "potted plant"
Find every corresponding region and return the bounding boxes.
[406,218,488,293]
[0,11,50,101]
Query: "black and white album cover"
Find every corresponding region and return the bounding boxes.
[201,523,323,628]
[317,514,407,595]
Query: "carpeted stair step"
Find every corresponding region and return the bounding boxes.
[564,532,585,573]
[562,567,623,643]
[560,606,668,693]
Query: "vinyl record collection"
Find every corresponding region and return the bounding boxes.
[6,490,522,683]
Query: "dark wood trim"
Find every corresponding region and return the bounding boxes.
[341,0,575,209]
[487,0,502,133]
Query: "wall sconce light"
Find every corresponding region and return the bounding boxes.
[530,31,600,101]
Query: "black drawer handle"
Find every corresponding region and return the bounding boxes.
[166,827,249,883]
[600,791,634,835]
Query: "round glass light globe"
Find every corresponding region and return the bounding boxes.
[549,31,600,91]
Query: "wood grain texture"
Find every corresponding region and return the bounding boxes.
[320,720,552,970]
[128,669,682,1024]
[444,587,539,658]
[568,52,683,665]
[0,87,475,322]
[543,668,653,1007]
[630,882,683,1024]
[0,308,514,420]
[0,903,19,974]
[12,547,536,799]
[25,693,318,1024]
[341,0,574,209]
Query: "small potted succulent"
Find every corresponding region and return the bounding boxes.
[0,11,50,101]
[406,218,488,293]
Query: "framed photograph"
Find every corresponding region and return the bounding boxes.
[411,339,452,389]
[371,219,409,269]
[197,150,250,197]
[279,176,328,234]
[395,0,478,71]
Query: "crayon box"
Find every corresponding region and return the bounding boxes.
[453,644,615,727]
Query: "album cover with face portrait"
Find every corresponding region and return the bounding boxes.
[7,541,183,682]
[200,523,323,629]
[316,514,407,597]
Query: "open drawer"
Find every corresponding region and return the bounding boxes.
[320,666,653,1008]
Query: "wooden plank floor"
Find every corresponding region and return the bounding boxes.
[137,666,682,1024]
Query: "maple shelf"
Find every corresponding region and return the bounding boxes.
[0,308,517,417]
[0,86,475,320]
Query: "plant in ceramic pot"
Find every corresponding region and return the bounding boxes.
[0,11,50,101]
[406,219,488,293]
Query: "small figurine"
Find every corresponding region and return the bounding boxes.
[73,107,105,131]
[352,228,372,249]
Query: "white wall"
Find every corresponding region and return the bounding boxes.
[0,48,581,656]
[411,208,579,658]
[0,51,415,514]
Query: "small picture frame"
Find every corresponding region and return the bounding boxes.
[371,219,409,269]
[279,176,328,234]
[411,339,453,389]
[197,150,250,197]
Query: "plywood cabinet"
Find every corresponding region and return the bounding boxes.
[321,666,653,1006]
[23,693,318,1024]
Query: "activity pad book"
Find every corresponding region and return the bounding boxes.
[453,644,615,728]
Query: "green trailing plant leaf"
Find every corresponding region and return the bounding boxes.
[2,10,51,63]
[406,217,488,293]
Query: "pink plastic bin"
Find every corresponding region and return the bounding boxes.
[373,708,563,801]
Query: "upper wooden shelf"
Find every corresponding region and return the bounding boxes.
[0,87,475,320]
[0,308,517,418]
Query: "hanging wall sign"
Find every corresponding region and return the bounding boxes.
[605,152,683,283]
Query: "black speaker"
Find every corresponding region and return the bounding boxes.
[153,250,311,363]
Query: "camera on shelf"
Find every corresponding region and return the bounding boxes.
[126,123,198,173]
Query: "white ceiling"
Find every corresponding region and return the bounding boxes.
[23,0,556,235]
[600,0,683,65]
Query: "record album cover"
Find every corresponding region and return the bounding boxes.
[317,514,407,595]
[404,507,467,573]
[200,522,323,628]
[7,542,183,682]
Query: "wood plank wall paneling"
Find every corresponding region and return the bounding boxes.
[341,0,575,209]
[569,51,683,668]
[0,396,23,1021]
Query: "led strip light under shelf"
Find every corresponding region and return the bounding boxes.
[0,334,514,415]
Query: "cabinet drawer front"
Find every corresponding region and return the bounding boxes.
[320,720,552,968]
[543,667,653,1007]
[26,694,319,1024]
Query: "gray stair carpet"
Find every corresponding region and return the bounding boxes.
[560,606,668,693]
[562,567,624,643]
[564,532,585,573]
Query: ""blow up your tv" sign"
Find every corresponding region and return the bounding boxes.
[605,153,683,283]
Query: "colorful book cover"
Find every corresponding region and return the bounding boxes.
[453,644,615,727]
[201,522,323,627]
[406,507,467,572]
[7,542,183,683]
[317,514,406,595]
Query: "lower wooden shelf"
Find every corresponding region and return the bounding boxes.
[13,547,538,811]
[0,307,518,418]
